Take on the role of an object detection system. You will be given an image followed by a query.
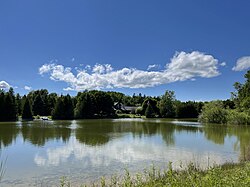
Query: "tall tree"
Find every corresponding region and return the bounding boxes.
[158,90,176,118]
[63,94,74,120]
[141,98,159,116]
[32,94,46,116]
[0,91,5,121]
[52,96,64,119]
[74,92,95,119]
[52,95,74,120]
[90,90,114,117]
[16,93,22,116]
[3,88,17,121]
[22,95,33,120]
[145,102,155,118]
[46,93,57,115]
[232,70,250,112]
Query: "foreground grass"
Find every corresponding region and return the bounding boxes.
[60,162,250,187]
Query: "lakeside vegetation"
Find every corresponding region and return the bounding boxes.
[59,162,250,187]
[199,70,250,125]
[0,71,249,124]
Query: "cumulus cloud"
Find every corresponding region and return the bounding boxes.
[39,63,56,74]
[0,81,10,89]
[232,56,250,71]
[39,51,221,91]
[147,64,160,70]
[24,86,32,91]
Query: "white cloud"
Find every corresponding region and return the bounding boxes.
[220,62,226,66]
[0,81,10,89]
[39,51,221,91]
[24,86,32,91]
[39,63,56,74]
[232,56,250,71]
[147,64,160,70]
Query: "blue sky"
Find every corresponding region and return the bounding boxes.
[0,0,250,101]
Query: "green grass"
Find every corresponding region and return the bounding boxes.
[60,162,250,187]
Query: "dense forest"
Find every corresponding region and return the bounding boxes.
[0,70,249,124]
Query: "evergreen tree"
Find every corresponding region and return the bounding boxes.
[63,94,74,120]
[16,93,22,116]
[22,95,33,120]
[141,98,159,116]
[52,95,74,120]
[3,88,17,121]
[74,92,95,119]
[145,102,154,118]
[52,96,64,119]
[32,94,46,116]
[0,91,5,121]
[46,93,57,115]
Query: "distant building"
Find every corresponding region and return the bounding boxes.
[114,102,138,114]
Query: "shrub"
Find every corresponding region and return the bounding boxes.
[226,110,250,125]
[199,101,228,124]
[135,107,143,115]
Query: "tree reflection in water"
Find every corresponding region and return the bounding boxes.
[0,119,250,162]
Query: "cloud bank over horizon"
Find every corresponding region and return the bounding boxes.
[39,51,221,91]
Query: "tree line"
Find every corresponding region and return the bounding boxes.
[0,87,205,121]
[1,70,248,122]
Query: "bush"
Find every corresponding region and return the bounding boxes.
[226,110,250,125]
[199,101,228,124]
[135,107,143,115]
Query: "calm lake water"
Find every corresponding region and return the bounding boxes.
[0,119,250,186]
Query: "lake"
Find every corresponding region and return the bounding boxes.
[0,119,249,186]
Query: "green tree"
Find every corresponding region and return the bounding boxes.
[90,90,114,117]
[3,88,17,121]
[74,92,95,119]
[175,101,200,118]
[52,96,64,119]
[22,95,33,120]
[32,94,46,116]
[145,102,155,118]
[63,94,74,120]
[199,101,228,124]
[52,94,74,120]
[0,91,5,121]
[158,90,176,117]
[46,93,57,116]
[232,70,250,112]
[141,98,159,116]
[16,93,22,116]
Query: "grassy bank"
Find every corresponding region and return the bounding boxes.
[60,162,250,187]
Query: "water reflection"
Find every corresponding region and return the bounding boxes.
[21,121,71,146]
[0,122,19,148]
[1,119,250,186]
[0,119,250,162]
